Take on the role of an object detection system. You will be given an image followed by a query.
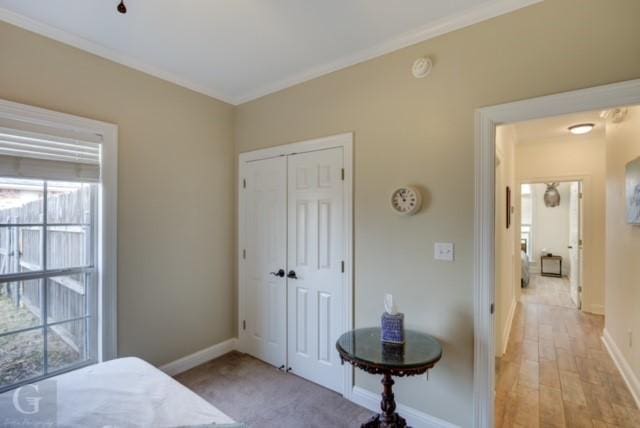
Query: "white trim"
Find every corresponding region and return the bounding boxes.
[159,338,238,377]
[0,98,118,362]
[473,79,640,428]
[602,329,640,409]
[500,298,517,356]
[0,7,235,105]
[235,0,542,104]
[350,386,459,428]
[585,304,604,315]
[237,133,354,398]
[0,1,540,105]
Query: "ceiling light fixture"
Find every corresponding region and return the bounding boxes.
[117,1,127,14]
[568,123,594,135]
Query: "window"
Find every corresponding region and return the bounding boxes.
[0,179,97,391]
[0,99,117,393]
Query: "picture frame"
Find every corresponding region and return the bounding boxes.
[626,156,640,225]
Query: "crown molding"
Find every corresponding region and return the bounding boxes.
[234,0,542,104]
[0,7,236,105]
[1,0,541,106]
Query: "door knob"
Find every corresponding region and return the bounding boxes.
[270,269,285,278]
[287,270,298,279]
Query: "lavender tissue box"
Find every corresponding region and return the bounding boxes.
[381,312,405,344]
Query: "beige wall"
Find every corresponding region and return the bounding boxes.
[605,106,640,381]
[495,125,518,356]
[515,135,606,314]
[235,1,640,424]
[0,21,236,366]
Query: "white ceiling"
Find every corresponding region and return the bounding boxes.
[0,0,539,105]
[513,110,606,143]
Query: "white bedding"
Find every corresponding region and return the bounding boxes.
[2,357,235,428]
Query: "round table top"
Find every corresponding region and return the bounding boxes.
[336,327,442,374]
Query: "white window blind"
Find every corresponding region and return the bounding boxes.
[0,117,101,182]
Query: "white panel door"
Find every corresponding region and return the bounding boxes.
[568,182,582,309]
[287,147,344,393]
[241,157,287,368]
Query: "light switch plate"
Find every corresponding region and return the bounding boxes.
[434,242,455,262]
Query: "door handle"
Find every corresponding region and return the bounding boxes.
[568,246,573,249]
[270,269,285,278]
[287,270,298,280]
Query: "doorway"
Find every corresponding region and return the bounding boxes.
[237,133,353,396]
[519,180,583,310]
[473,79,640,428]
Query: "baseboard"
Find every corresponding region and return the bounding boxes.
[601,329,640,409]
[501,298,517,355]
[159,338,238,376]
[350,386,459,428]
[584,303,604,315]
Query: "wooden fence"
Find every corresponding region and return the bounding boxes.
[0,186,92,352]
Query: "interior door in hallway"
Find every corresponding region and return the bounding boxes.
[568,181,582,308]
[287,147,344,393]
[241,156,288,369]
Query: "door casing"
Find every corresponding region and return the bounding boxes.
[237,132,353,398]
[474,79,640,428]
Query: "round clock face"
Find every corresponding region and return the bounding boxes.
[390,187,422,215]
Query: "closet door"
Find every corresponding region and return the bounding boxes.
[287,147,344,393]
[241,156,287,368]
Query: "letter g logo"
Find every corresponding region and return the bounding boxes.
[12,384,42,415]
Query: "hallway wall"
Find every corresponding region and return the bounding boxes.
[604,106,640,391]
[515,135,606,314]
[495,125,518,356]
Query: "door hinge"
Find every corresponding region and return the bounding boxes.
[579,192,583,199]
[242,320,246,330]
[490,303,495,314]
[579,239,583,246]
[341,261,345,273]
[243,178,246,189]
[242,249,246,259]
[578,286,583,292]
[341,168,345,180]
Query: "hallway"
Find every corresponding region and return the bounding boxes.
[496,275,640,427]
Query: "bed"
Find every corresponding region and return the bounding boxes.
[0,357,240,427]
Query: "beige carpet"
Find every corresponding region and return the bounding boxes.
[175,351,374,428]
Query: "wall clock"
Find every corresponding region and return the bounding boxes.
[390,186,422,216]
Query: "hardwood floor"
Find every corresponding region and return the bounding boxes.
[496,275,639,428]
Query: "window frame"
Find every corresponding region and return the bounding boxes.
[0,99,117,392]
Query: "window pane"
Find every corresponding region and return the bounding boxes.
[47,319,86,372]
[0,280,43,334]
[0,226,43,275]
[47,274,87,323]
[0,178,44,224]
[46,226,91,269]
[47,182,94,224]
[0,329,44,388]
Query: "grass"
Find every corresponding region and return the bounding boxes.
[0,290,80,388]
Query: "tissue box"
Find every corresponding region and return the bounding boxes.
[381,312,405,344]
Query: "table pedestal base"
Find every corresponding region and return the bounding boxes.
[361,413,407,428]
[361,373,407,428]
